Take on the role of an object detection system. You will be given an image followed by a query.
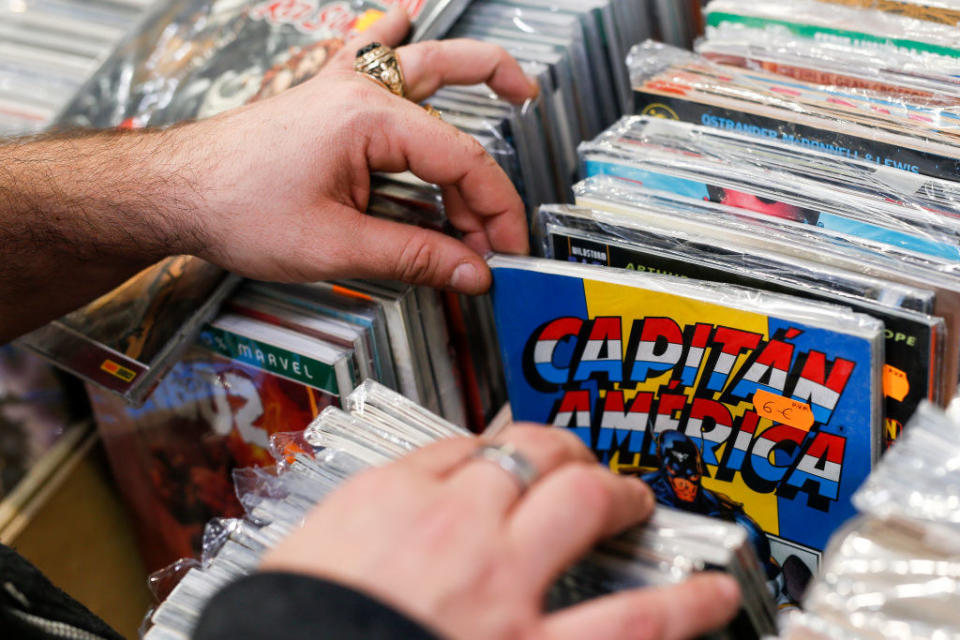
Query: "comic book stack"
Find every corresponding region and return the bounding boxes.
[489,0,960,616]
[0,0,160,136]
[138,380,777,640]
[782,401,960,639]
[52,0,697,205]
[82,274,509,569]
[14,0,688,570]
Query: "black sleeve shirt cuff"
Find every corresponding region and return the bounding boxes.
[192,572,443,640]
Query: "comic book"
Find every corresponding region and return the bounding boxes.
[226,290,377,384]
[243,280,399,392]
[628,41,960,182]
[704,0,960,60]
[578,147,960,263]
[537,204,943,450]
[89,312,348,570]
[18,257,240,403]
[817,0,960,27]
[489,254,883,603]
[58,0,474,130]
[596,115,960,221]
[571,174,960,407]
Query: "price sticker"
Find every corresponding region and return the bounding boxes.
[752,389,815,432]
[100,359,137,383]
[882,364,910,402]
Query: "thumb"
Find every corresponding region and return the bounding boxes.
[319,204,492,294]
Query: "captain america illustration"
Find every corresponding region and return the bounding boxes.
[636,430,804,608]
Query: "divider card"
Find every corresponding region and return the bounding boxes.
[489,255,882,576]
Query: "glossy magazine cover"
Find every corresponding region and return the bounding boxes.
[545,222,940,452]
[90,314,346,569]
[59,0,471,129]
[489,254,882,601]
[18,257,239,403]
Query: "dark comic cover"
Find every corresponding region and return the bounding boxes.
[89,339,336,570]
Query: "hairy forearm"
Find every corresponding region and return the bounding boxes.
[0,128,209,342]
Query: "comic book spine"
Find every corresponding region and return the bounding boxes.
[198,324,342,398]
[631,90,960,182]
[817,0,960,26]
[704,11,960,59]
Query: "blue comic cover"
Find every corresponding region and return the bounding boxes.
[489,255,882,607]
[580,155,960,263]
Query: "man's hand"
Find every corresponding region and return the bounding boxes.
[259,425,742,640]
[0,8,535,341]
[174,37,533,292]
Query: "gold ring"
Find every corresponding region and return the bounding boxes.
[423,104,442,119]
[354,42,406,98]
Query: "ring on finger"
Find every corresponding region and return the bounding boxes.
[354,42,406,98]
[472,443,539,494]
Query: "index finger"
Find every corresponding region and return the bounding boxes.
[508,464,654,590]
[397,39,539,103]
[359,88,528,254]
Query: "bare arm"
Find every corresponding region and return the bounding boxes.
[0,14,535,344]
[0,129,206,341]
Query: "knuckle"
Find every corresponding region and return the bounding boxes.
[491,43,512,63]
[620,607,667,640]
[345,82,388,114]
[468,139,491,163]
[341,466,392,496]
[553,426,594,456]
[560,464,615,513]
[416,40,443,67]
[397,229,440,284]
[508,424,592,460]
[504,426,579,468]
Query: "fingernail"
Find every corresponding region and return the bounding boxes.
[627,476,654,506]
[450,262,479,291]
[526,75,540,99]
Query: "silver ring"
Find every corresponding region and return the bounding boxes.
[472,443,539,493]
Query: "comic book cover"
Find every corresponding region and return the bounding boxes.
[201,313,357,404]
[58,0,473,130]
[538,205,943,451]
[579,149,960,262]
[18,257,240,403]
[489,254,883,605]
[570,174,960,408]
[89,319,343,570]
